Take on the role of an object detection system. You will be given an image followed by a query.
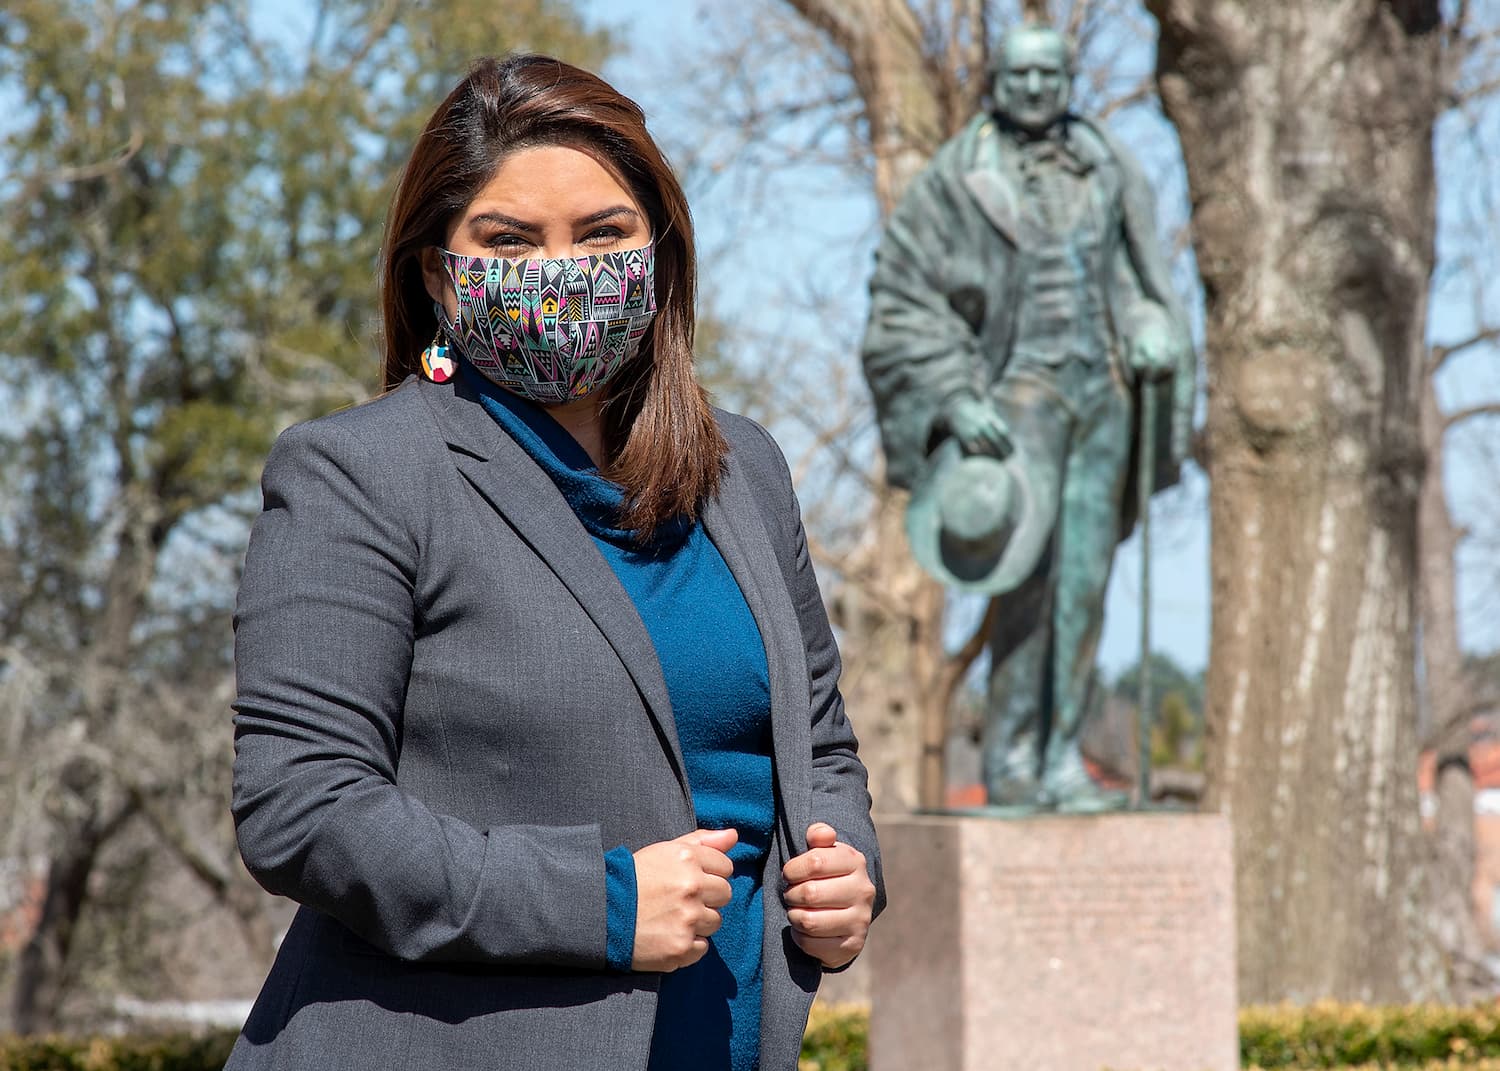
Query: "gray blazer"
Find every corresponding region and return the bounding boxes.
[227,373,884,1071]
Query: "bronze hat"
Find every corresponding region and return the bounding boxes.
[905,435,1060,595]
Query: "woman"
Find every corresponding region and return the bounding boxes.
[227,54,883,1071]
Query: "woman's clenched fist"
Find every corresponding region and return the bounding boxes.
[781,822,876,970]
[630,828,737,972]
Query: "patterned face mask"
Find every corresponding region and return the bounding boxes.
[437,244,656,405]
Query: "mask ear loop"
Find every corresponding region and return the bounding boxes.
[419,300,457,384]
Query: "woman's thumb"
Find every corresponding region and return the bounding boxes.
[694,827,739,852]
[806,822,838,848]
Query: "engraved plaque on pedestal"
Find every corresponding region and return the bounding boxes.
[867,813,1237,1071]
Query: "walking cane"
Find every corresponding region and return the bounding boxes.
[1134,382,1158,810]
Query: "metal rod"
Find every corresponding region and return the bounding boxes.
[1135,385,1157,810]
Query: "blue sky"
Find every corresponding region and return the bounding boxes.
[578,0,1212,676]
[3,0,1488,682]
[237,0,1496,676]
[575,0,1500,677]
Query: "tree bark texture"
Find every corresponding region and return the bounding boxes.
[783,0,989,811]
[1418,373,1466,760]
[1148,0,1446,1001]
[8,494,165,1032]
[834,496,947,810]
[1420,360,1492,997]
[12,798,135,1034]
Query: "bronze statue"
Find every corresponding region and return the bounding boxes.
[860,24,1195,812]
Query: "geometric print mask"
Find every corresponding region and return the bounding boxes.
[437,244,657,405]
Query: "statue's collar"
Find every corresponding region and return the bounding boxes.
[990,113,1093,174]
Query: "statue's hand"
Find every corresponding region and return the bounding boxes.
[1125,307,1179,383]
[944,395,1014,458]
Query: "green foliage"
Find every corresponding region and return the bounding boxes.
[0,0,612,666]
[1241,1003,1500,1068]
[1151,689,1204,770]
[1244,1064,1500,1070]
[19,1007,1500,1070]
[0,0,614,535]
[0,1032,236,1071]
[800,1003,868,1071]
[1112,651,1205,713]
[791,1003,1500,1069]
[1113,651,1205,770]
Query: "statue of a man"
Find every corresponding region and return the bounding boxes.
[859,24,1195,811]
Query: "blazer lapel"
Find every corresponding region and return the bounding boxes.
[418,377,691,806]
[701,457,813,851]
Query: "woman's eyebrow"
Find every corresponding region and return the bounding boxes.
[468,211,539,233]
[576,206,641,227]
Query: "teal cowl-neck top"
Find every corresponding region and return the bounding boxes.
[462,362,774,1071]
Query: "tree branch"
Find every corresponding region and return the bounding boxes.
[1429,326,1500,373]
[1444,401,1500,431]
[1066,0,1092,41]
[1452,73,1500,106]
[1451,0,1472,43]
[19,126,145,202]
[1141,0,1193,36]
[781,0,867,57]
[335,0,402,80]
[1099,76,1155,118]
[937,596,998,720]
[1422,689,1500,754]
[130,787,232,897]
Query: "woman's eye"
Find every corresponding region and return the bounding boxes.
[484,233,531,253]
[582,228,626,247]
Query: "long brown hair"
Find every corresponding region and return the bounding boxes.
[380,54,726,537]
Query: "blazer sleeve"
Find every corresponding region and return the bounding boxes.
[231,418,609,968]
[743,421,887,924]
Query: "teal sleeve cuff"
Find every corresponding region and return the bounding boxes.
[604,845,637,972]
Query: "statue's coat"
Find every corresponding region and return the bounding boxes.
[860,111,1195,536]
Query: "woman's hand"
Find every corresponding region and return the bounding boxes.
[782,822,876,970]
[631,828,737,972]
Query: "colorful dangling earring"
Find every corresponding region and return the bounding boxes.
[420,330,456,384]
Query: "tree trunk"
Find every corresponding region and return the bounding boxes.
[1420,362,1493,997]
[1148,0,1446,1001]
[13,798,135,1033]
[835,497,946,810]
[11,498,160,1033]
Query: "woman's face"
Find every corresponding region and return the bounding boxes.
[421,143,650,320]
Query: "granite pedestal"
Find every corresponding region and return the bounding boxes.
[867,812,1236,1071]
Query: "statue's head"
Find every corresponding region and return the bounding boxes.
[990,24,1074,134]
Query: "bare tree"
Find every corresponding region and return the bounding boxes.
[1421,318,1500,997]
[1415,13,1500,983]
[1142,0,1500,1001]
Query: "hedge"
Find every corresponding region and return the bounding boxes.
[1241,1002,1500,1067]
[10,1003,1500,1070]
[0,1032,236,1071]
[801,1002,870,1070]
[799,1003,1500,1071]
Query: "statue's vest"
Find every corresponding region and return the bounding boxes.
[1006,152,1114,372]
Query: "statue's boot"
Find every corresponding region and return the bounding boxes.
[982,570,1052,810]
[1040,744,1127,813]
[981,694,1047,809]
[988,777,1047,808]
